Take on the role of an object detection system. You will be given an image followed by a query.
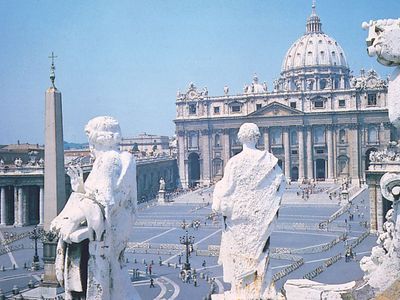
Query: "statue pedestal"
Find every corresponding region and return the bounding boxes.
[158,190,166,203]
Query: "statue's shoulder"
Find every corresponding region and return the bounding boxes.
[120,151,136,167]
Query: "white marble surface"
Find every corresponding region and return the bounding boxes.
[212,123,285,299]
[51,116,140,300]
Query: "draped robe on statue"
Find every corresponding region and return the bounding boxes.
[212,149,285,289]
[52,151,139,300]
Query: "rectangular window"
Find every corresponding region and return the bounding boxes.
[290,102,297,109]
[316,149,324,154]
[291,150,298,155]
[368,94,377,106]
[231,105,241,113]
[256,103,262,110]
[189,104,197,115]
[314,100,324,108]
[339,99,346,107]
[213,106,220,114]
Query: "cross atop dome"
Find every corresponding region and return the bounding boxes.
[306,0,322,34]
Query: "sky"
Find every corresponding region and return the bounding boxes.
[0,0,399,144]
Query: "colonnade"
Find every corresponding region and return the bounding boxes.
[0,185,43,226]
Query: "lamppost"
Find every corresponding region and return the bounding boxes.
[179,220,195,271]
[29,226,43,270]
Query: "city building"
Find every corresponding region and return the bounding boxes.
[121,133,171,155]
[174,3,392,188]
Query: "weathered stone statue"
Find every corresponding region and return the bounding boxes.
[357,18,400,292]
[212,123,285,300]
[50,116,140,300]
[363,18,400,127]
[159,177,166,191]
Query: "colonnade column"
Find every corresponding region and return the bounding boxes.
[39,185,44,226]
[298,128,305,181]
[306,126,313,179]
[283,127,290,179]
[13,187,18,226]
[18,187,23,226]
[327,125,334,180]
[0,187,6,226]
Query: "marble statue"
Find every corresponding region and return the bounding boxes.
[224,85,229,95]
[14,157,23,167]
[50,116,140,300]
[212,123,286,300]
[363,18,400,127]
[159,177,166,191]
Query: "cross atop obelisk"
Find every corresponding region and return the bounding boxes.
[48,52,58,88]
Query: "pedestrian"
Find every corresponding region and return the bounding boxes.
[150,278,155,288]
[145,264,148,275]
[178,255,182,265]
[149,264,152,275]
[194,276,197,287]
[202,260,206,268]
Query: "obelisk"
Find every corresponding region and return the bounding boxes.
[44,52,66,230]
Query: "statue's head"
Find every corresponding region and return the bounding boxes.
[362,19,400,66]
[85,116,122,150]
[238,123,260,146]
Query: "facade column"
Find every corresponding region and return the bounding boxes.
[222,129,230,168]
[200,129,211,186]
[306,126,313,179]
[18,187,24,226]
[39,185,44,226]
[177,131,187,188]
[13,186,18,226]
[376,185,383,233]
[283,127,290,179]
[263,128,270,152]
[298,127,305,181]
[327,125,334,180]
[0,187,6,226]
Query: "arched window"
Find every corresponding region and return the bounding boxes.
[214,134,221,147]
[339,129,346,143]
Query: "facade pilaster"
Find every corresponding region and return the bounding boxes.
[222,129,230,168]
[298,127,305,181]
[263,128,270,152]
[0,187,6,226]
[283,127,290,179]
[39,185,44,226]
[177,130,187,188]
[327,125,334,180]
[306,126,313,179]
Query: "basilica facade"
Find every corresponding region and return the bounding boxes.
[174,4,392,188]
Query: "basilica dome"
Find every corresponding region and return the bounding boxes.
[281,3,349,73]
